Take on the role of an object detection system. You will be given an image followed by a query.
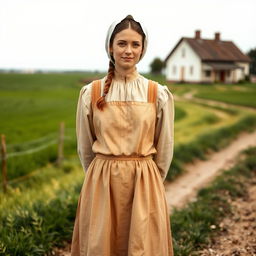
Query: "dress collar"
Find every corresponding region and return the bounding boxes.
[113,68,139,83]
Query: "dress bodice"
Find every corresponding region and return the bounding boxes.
[76,74,175,180]
[91,79,158,157]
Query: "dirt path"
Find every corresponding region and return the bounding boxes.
[164,129,256,214]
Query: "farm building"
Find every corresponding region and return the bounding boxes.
[164,30,251,83]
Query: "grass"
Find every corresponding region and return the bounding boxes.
[0,160,84,255]
[0,188,79,256]
[195,90,256,108]
[0,73,96,181]
[173,101,242,144]
[174,105,187,121]
[0,73,89,143]
[0,159,83,217]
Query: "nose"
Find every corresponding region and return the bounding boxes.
[125,44,132,55]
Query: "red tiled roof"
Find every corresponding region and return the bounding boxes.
[165,37,251,63]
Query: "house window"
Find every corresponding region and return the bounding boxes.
[190,66,193,75]
[173,65,177,75]
[182,48,186,58]
[205,70,211,77]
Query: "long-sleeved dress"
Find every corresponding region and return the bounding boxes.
[71,73,175,256]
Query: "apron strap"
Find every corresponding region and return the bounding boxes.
[148,80,158,104]
[91,80,101,107]
[92,79,157,105]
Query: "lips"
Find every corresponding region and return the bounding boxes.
[122,57,134,61]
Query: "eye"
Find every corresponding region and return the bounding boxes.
[133,42,141,47]
[118,41,126,46]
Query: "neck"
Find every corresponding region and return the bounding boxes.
[114,66,139,82]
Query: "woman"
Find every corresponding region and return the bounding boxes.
[71,15,175,256]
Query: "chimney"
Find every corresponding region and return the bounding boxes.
[195,30,201,39]
[215,32,220,41]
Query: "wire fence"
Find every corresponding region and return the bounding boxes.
[6,133,58,151]
[1,122,75,193]
[6,136,73,159]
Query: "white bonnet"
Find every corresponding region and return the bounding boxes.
[105,16,148,63]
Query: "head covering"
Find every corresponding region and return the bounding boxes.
[105,16,148,64]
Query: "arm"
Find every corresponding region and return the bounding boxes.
[153,85,175,181]
[76,84,96,173]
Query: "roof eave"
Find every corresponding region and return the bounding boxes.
[164,37,185,63]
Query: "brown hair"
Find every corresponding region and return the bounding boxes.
[96,15,146,111]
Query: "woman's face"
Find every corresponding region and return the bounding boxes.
[110,28,143,71]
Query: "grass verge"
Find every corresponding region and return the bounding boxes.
[167,114,256,180]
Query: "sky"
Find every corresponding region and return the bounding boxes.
[0,0,256,73]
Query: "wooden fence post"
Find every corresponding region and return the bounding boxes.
[57,122,65,167]
[1,134,7,193]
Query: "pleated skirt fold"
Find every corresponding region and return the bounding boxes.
[71,156,173,256]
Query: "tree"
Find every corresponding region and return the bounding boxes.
[150,57,165,74]
[247,48,256,75]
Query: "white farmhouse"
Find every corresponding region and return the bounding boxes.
[164,30,251,83]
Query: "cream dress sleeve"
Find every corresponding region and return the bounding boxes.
[153,84,175,181]
[76,83,96,173]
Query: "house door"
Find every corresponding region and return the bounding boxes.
[180,66,185,82]
[220,71,225,83]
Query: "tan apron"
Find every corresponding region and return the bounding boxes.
[71,79,174,256]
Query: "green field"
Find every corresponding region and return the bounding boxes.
[0,73,256,255]
[0,73,93,143]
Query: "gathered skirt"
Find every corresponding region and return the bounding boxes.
[71,154,174,256]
